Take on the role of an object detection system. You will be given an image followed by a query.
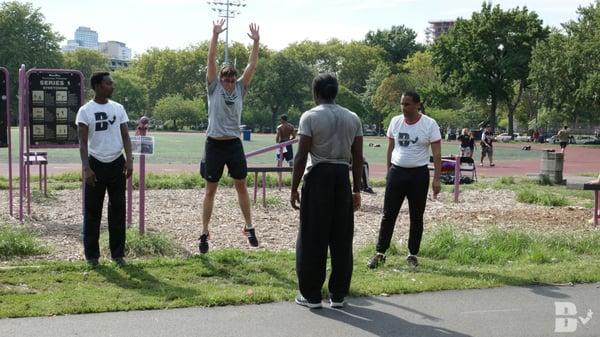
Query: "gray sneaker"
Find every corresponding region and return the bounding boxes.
[406,255,419,267]
[367,253,386,269]
[295,294,322,309]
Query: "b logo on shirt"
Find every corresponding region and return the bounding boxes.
[94,112,116,131]
[397,132,419,147]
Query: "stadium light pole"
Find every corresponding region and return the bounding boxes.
[207,0,246,65]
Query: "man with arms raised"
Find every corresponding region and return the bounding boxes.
[198,19,260,254]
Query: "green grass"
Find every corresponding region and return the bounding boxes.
[1,227,600,318]
[516,189,569,206]
[0,128,547,168]
[100,230,177,258]
[0,225,49,259]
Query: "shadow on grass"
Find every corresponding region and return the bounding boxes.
[418,265,572,299]
[195,254,297,290]
[94,263,200,300]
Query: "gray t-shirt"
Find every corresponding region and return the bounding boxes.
[298,104,363,171]
[206,79,246,138]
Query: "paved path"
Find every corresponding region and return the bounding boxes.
[2,284,599,337]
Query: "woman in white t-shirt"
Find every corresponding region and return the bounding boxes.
[367,91,442,269]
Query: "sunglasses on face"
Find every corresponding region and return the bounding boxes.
[221,78,236,84]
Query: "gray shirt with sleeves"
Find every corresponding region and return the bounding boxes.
[298,104,363,172]
[206,79,246,138]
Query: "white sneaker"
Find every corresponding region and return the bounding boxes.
[295,294,322,309]
[329,298,345,308]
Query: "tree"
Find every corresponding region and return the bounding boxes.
[529,2,600,126]
[372,73,415,128]
[62,49,109,84]
[247,52,313,132]
[432,3,548,134]
[153,94,205,131]
[402,50,461,110]
[110,70,149,121]
[0,1,63,118]
[336,85,367,120]
[362,63,391,132]
[365,25,422,64]
[131,46,204,107]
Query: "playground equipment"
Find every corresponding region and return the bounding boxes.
[245,138,298,206]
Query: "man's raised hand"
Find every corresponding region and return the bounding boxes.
[213,19,226,35]
[247,23,260,42]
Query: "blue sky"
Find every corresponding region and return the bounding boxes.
[26,0,595,55]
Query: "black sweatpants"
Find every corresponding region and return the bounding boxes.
[82,155,126,260]
[296,163,354,303]
[375,165,429,256]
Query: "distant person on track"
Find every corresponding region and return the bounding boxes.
[480,127,495,167]
[557,126,570,154]
[276,114,296,167]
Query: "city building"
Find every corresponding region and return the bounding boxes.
[425,20,455,43]
[61,27,132,69]
[74,26,99,49]
[99,41,132,61]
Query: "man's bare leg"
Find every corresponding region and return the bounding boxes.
[202,181,219,234]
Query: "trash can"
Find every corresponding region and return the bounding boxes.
[242,129,251,141]
[540,151,564,184]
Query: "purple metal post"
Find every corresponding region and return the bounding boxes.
[1,67,13,216]
[595,191,598,227]
[18,65,26,222]
[127,176,132,226]
[135,116,149,235]
[454,156,460,203]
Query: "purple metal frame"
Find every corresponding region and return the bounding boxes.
[243,139,298,207]
[126,117,150,234]
[1,67,13,216]
[18,68,85,221]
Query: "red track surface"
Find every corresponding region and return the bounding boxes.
[2,142,598,179]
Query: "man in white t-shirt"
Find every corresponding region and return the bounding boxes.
[76,72,133,267]
[367,91,442,269]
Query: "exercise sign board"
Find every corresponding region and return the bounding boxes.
[132,136,155,156]
[0,67,7,148]
[28,70,83,147]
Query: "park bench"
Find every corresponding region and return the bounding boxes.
[584,183,600,226]
[247,166,293,207]
[567,180,600,227]
[23,151,48,195]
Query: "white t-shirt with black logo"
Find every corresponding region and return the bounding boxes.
[387,114,442,168]
[76,100,129,163]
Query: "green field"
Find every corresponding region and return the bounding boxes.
[0,128,542,166]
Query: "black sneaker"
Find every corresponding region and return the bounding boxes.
[242,227,259,247]
[367,253,386,269]
[295,294,322,309]
[113,257,126,267]
[329,296,345,309]
[406,255,419,267]
[198,233,209,254]
[363,187,375,194]
[86,258,99,267]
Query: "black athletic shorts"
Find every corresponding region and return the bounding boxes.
[200,137,247,182]
[559,141,568,149]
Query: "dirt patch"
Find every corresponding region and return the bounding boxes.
[0,185,597,262]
